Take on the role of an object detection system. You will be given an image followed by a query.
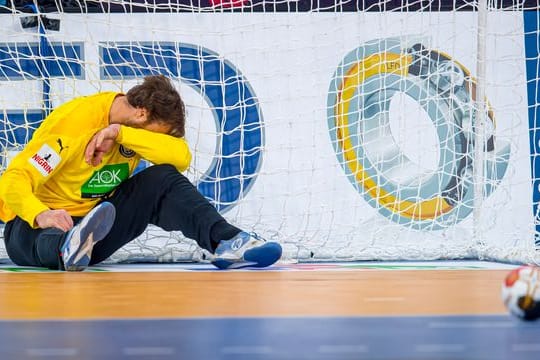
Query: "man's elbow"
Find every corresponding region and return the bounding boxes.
[176,148,192,172]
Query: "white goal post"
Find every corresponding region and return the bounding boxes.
[0,0,539,264]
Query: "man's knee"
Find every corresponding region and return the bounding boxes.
[142,164,184,181]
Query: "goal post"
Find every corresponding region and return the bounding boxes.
[0,0,539,264]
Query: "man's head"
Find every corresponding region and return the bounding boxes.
[125,75,186,137]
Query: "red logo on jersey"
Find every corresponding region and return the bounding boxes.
[31,153,54,174]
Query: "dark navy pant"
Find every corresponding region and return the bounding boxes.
[3,165,240,269]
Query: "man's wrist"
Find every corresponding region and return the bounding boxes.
[109,124,121,139]
[111,124,122,142]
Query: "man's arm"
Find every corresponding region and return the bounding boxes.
[85,124,192,171]
[0,136,72,228]
[84,124,120,167]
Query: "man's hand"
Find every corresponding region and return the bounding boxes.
[35,209,74,232]
[85,124,121,166]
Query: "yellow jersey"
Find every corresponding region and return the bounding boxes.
[0,92,191,227]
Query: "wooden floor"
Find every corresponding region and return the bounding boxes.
[0,269,509,320]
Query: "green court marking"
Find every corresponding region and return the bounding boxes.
[0,267,109,273]
[0,261,512,273]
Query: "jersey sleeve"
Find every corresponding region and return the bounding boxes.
[0,135,72,227]
[116,126,192,172]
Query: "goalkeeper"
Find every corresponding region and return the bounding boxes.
[0,75,282,271]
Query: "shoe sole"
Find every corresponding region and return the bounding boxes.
[212,242,282,270]
[64,203,116,271]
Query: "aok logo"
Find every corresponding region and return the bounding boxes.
[87,168,125,187]
[81,163,130,198]
[0,41,263,213]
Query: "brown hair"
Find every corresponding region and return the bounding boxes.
[126,75,186,137]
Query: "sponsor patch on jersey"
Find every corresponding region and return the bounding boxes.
[81,163,129,198]
[28,144,61,176]
[119,145,135,158]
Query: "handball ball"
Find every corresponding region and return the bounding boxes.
[501,265,540,321]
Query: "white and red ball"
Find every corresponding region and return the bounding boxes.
[501,265,540,321]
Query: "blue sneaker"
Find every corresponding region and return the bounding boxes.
[61,202,116,271]
[211,231,282,270]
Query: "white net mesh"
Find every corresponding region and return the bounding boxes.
[0,0,539,264]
